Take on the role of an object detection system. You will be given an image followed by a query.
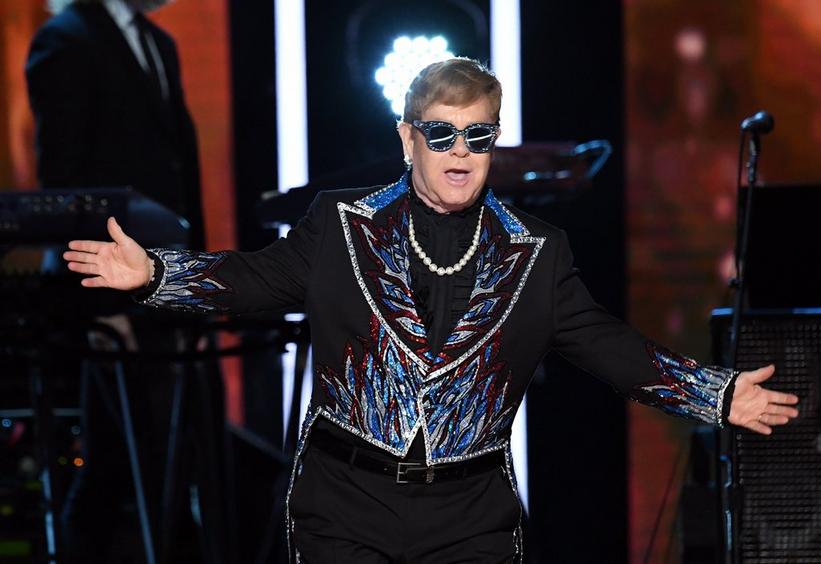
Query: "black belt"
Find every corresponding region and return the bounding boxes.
[308,429,505,484]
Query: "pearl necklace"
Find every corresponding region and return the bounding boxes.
[408,206,484,276]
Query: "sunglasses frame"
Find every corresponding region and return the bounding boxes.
[411,120,500,153]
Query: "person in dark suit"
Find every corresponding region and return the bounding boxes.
[27,0,203,248]
[63,58,799,563]
[26,2,221,562]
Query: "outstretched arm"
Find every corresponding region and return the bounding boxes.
[64,217,153,290]
[550,229,799,434]
[63,192,329,315]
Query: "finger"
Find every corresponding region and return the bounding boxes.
[80,276,108,288]
[767,390,799,405]
[68,240,106,253]
[63,250,98,264]
[745,421,772,435]
[107,216,130,245]
[745,364,776,384]
[67,261,99,275]
[765,404,799,418]
[760,414,790,426]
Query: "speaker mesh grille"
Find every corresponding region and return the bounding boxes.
[733,316,821,562]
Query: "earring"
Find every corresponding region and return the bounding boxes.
[403,154,413,170]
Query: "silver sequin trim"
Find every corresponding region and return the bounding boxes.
[353,175,407,217]
[484,190,530,237]
[424,235,545,382]
[503,443,524,562]
[640,352,737,427]
[139,248,228,313]
[338,202,430,372]
[286,408,321,563]
[317,404,512,466]
[716,369,738,427]
[140,248,170,305]
[316,407,425,458]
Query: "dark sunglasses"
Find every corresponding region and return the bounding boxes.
[411,120,500,153]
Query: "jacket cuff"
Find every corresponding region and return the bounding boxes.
[634,342,739,427]
[131,250,165,303]
[132,248,229,313]
[719,372,739,427]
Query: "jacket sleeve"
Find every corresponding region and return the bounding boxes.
[135,191,328,314]
[549,229,738,427]
[26,24,95,188]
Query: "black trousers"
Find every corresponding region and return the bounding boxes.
[289,442,523,563]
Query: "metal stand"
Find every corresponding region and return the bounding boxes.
[719,130,765,564]
[253,327,311,564]
[29,363,59,564]
[7,313,304,563]
[88,322,158,564]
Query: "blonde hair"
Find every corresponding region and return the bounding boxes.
[402,57,502,123]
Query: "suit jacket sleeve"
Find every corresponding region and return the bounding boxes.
[135,192,328,314]
[550,229,737,427]
[26,23,95,187]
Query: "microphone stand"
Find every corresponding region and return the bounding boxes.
[719,130,762,564]
[729,132,760,364]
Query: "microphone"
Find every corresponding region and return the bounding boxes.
[740,111,774,134]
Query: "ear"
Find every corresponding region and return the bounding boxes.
[397,121,415,160]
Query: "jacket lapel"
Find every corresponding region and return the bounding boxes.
[339,176,545,381]
[426,190,544,380]
[338,175,432,372]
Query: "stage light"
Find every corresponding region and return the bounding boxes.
[274,0,308,192]
[491,0,521,146]
[375,35,454,116]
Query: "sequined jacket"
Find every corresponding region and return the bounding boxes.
[139,173,737,465]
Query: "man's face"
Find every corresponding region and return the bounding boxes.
[398,97,498,214]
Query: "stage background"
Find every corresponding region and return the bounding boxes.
[625,1,821,561]
[0,1,242,423]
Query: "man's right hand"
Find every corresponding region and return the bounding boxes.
[63,217,153,290]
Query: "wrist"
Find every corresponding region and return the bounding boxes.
[144,255,155,288]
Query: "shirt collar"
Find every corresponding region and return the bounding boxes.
[103,0,138,32]
[407,177,488,220]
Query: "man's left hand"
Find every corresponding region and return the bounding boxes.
[728,364,799,434]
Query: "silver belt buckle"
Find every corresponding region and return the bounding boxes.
[396,461,434,484]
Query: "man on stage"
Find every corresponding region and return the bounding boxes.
[63,57,799,563]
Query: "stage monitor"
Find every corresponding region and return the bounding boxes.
[742,184,821,308]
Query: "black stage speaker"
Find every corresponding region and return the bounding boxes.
[741,184,821,309]
[712,309,821,563]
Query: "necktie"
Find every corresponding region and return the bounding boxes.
[133,13,164,99]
